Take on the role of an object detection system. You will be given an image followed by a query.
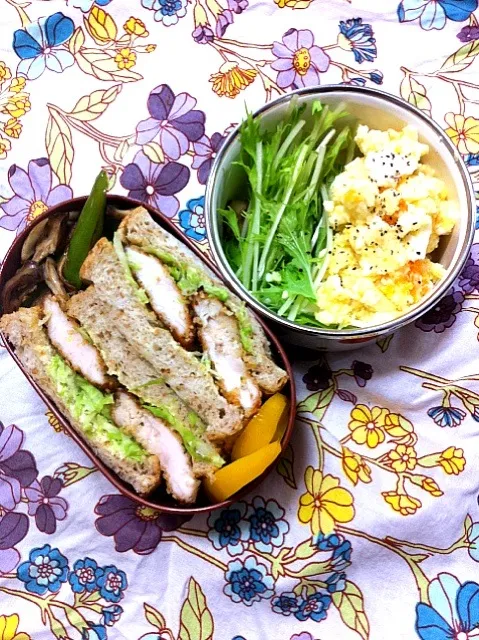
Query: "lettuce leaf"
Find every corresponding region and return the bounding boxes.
[47,355,146,462]
[142,402,224,467]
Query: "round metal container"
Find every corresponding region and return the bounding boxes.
[205,86,476,351]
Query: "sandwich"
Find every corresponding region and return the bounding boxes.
[0,206,288,504]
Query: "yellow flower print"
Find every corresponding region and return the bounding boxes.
[210,62,257,99]
[2,93,31,118]
[387,444,417,473]
[115,48,137,70]
[298,466,355,535]
[444,112,479,154]
[85,6,118,43]
[145,45,157,53]
[46,410,63,433]
[348,404,388,448]
[341,446,371,485]
[439,446,465,475]
[0,62,12,84]
[0,137,11,159]
[9,77,26,93]
[0,614,31,640]
[274,0,312,8]
[384,413,416,444]
[410,474,443,497]
[124,17,149,37]
[382,490,421,516]
[4,118,22,139]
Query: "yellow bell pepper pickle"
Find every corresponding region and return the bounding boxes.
[231,393,288,460]
[204,441,282,502]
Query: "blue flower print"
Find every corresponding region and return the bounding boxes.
[325,571,346,593]
[13,12,75,80]
[338,18,377,63]
[179,196,207,242]
[224,556,274,606]
[142,0,188,26]
[101,604,123,626]
[96,565,127,603]
[315,533,353,571]
[17,544,69,595]
[368,71,383,85]
[427,406,466,428]
[398,0,478,31]
[82,624,107,640]
[416,572,479,639]
[70,0,113,10]
[207,502,247,556]
[272,591,300,616]
[295,592,332,622]
[243,497,289,553]
[69,557,102,593]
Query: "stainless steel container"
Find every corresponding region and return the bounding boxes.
[205,86,476,351]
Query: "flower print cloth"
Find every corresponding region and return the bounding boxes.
[2,1,479,639]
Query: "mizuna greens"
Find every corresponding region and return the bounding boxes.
[220,99,356,326]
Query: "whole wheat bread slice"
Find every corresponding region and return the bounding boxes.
[119,207,287,393]
[67,287,220,476]
[0,307,160,495]
[80,238,243,440]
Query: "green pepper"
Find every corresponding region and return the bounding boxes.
[63,170,108,288]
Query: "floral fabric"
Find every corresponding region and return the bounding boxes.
[0,1,479,638]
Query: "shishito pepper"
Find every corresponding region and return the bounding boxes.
[231,393,289,460]
[204,441,281,502]
[63,170,108,288]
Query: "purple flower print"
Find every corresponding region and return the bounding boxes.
[227,0,248,13]
[215,10,234,37]
[0,158,73,233]
[291,634,314,640]
[271,29,330,90]
[352,360,373,387]
[0,423,37,510]
[459,244,479,293]
[415,289,465,333]
[192,25,214,44]
[120,151,189,218]
[95,494,188,554]
[458,25,479,41]
[192,132,226,185]
[135,84,205,160]
[302,358,332,391]
[0,512,29,574]
[25,476,68,534]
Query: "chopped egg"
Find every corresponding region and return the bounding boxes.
[316,125,456,328]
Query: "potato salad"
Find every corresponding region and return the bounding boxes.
[316,125,456,328]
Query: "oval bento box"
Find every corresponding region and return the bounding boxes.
[0,195,296,528]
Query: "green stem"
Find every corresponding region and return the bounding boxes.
[217,37,273,50]
[177,527,208,537]
[384,535,467,556]
[338,526,430,603]
[162,535,227,571]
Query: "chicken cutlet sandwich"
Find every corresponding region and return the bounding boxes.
[0,204,287,504]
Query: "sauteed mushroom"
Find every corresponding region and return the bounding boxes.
[43,258,68,302]
[2,261,44,314]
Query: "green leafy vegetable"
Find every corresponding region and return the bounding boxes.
[220,99,356,327]
[47,355,146,462]
[142,403,224,467]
